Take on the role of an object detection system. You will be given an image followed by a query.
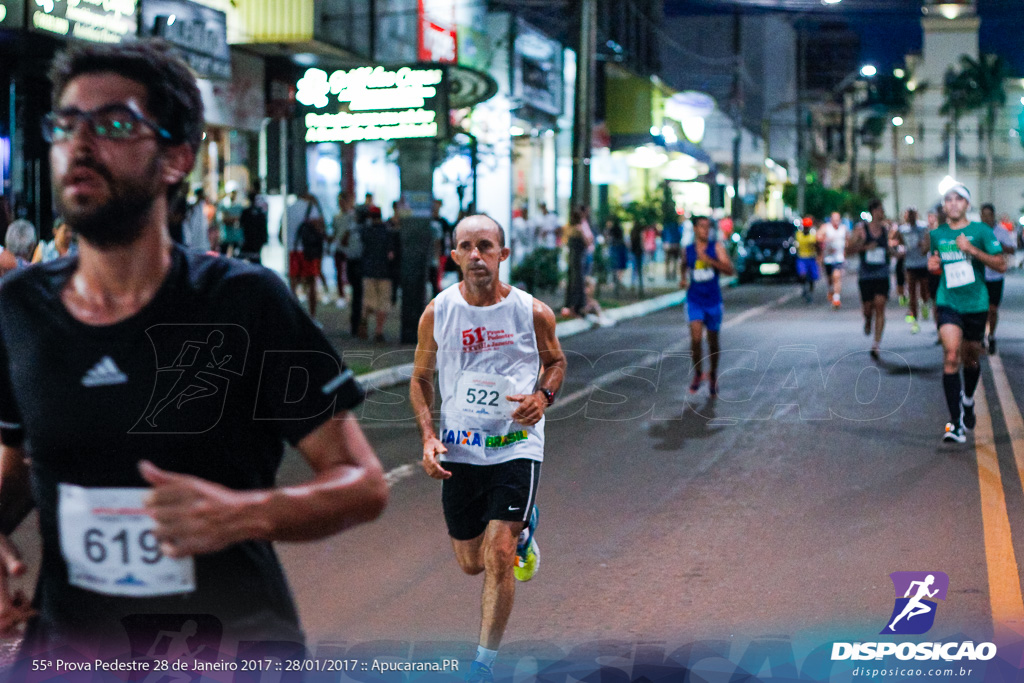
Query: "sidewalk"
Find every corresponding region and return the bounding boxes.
[299,263,694,391]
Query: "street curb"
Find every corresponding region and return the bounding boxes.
[354,284,722,392]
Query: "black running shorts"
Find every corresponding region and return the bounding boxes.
[441,459,541,541]
[859,277,890,303]
[936,306,987,343]
[824,262,844,279]
[986,279,1004,308]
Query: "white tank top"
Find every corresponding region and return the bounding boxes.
[434,283,544,465]
[822,223,848,264]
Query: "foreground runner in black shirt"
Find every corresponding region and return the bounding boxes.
[0,40,387,661]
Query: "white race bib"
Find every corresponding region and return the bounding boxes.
[454,371,514,421]
[944,260,976,289]
[693,265,715,282]
[865,247,886,265]
[59,484,195,597]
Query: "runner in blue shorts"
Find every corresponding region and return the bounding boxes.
[680,216,735,396]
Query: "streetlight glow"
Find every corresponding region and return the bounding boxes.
[892,116,904,126]
[860,65,877,77]
[894,68,905,78]
[905,135,915,145]
[938,175,960,195]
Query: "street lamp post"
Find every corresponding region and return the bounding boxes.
[842,65,876,196]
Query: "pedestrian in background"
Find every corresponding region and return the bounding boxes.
[579,205,595,276]
[980,202,1016,353]
[535,202,560,248]
[607,216,628,297]
[5,218,37,268]
[182,187,210,252]
[643,223,658,278]
[330,191,355,309]
[899,207,931,334]
[511,206,532,269]
[338,196,365,337]
[286,189,325,319]
[238,188,268,265]
[32,218,73,263]
[387,200,404,306]
[429,199,450,297]
[561,207,586,317]
[662,216,683,280]
[218,181,244,257]
[361,206,396,342]
[630,222,645,297]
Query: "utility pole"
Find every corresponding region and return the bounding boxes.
[795,22,806,216]
[730,9,743,223]
[849,92,859,195]
[571,0,596,212]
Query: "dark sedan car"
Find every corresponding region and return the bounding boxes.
[734,219,801,283]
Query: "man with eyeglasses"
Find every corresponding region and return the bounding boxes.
[0,40,387,661]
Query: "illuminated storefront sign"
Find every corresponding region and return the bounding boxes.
[31,0,138,43]
[0,0,25,28]
[297,66,449,143]
[142,0,231,80]
[664,91,715,144]
[512,19,563,117]
[418,0,457,63]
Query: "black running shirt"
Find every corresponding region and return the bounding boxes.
[0,245,364,655]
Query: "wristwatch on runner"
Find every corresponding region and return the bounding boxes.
[538,388,556,406]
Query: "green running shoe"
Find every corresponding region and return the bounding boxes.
[466,662,494,683]
[514,506,539,582]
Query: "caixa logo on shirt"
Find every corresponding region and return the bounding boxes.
[441,429,528,449]
[130,325,249,434]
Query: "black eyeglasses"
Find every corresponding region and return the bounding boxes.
[42,103,173,144]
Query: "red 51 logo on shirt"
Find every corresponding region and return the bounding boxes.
[462,327,485,347]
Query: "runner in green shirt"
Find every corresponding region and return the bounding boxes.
[923,183,1005,443]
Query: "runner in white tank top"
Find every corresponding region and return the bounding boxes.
[409,215,566,683]
[818,211,849,309]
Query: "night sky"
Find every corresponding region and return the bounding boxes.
[663,0,1024,76]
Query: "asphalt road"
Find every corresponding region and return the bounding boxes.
[9,272,1024,681]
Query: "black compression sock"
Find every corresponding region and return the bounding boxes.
[964,365,981,399]
[943,373,963,424]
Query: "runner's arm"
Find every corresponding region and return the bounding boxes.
[0,445,37,635]
[508,301,567,427]
[410,302,440,443]
[0,446,32,536]
[679,249,688,289]
[712,241,735,276]
[957,233,1006,273]
[846,225,865,255]
[410,302,450,479]
[141,410,387,553]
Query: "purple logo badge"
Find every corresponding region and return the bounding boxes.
[881,571,949,635]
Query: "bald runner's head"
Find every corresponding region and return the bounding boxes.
[454,214,505,247]
[451,214,510,289]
